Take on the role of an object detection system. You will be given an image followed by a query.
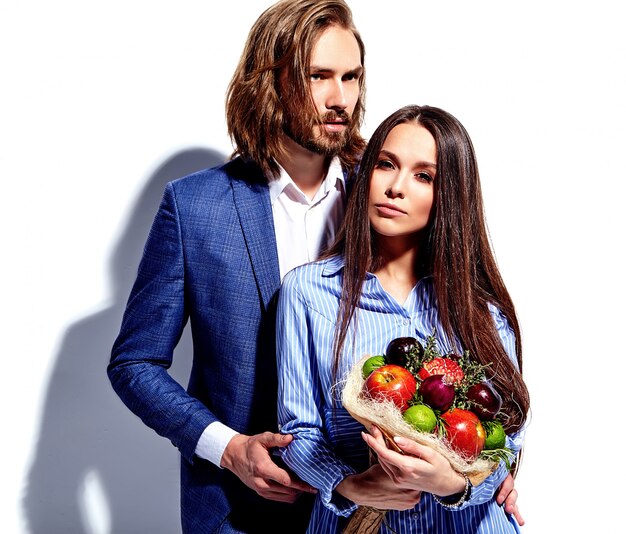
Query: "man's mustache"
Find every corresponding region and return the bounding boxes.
[321,110,351,125]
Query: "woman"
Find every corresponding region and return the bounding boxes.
[276,105,530,532]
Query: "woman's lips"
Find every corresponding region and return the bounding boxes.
[375,203,406,217]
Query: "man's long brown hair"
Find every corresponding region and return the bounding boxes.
[226,0,366,178]
[326,105,530,434]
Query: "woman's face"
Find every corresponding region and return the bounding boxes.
[368,122,436,242]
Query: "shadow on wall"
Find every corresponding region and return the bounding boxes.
[23,148,227,533]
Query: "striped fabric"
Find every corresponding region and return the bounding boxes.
[276,256,524,533]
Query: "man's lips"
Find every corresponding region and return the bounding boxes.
[375,203,407,217]
[323,120,348,132]
[321,111,350,133]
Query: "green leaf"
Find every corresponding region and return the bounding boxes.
[478,447,516,470]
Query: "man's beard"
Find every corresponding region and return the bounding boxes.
[285,110,353,156]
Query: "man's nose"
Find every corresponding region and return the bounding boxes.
[326,78,347,110]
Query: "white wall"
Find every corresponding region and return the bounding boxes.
[2,1,624,532]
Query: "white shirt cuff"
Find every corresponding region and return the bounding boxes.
[194,421,239,467]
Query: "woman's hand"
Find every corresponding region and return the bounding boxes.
[335,463,422,511]
[362,426,466,498]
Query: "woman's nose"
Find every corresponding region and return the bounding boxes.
[385,172,408,198]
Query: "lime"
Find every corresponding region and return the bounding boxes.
[483,421,506,450]
[362,355,386,379]
[402,404,437,433]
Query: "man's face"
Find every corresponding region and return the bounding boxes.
[284,25,363,155]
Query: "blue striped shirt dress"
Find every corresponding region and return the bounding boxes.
[276,256,525,533]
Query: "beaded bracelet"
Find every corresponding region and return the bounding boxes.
[432,473,472,509]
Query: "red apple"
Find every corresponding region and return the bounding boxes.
[363,364,417,411]
[440,408,486,461]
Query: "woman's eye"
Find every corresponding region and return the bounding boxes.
[415,172,434,183]
[375,159,395,170]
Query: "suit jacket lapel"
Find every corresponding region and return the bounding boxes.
[229,160,281,311]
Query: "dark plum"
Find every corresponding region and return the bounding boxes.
[386,337,424,368]
[466,382,502,420]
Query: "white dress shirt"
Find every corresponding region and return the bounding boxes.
[195,157,347,466]
[270,157,347,280]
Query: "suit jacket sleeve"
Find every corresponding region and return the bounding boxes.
[108,182,214,463]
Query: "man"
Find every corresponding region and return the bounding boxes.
[108,1,522,532]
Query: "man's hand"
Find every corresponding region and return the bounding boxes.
[497,473,525,526]
[220,432,317,503]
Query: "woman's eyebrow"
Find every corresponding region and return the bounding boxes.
[379,149,437,170]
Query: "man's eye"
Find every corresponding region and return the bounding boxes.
[343,73,358,81]
[310,73,323,81]
[375,159,395,170]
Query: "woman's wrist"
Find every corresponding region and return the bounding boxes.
[444,472,468,497]
[433,473,472,509]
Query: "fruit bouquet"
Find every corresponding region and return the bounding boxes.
[341,334,515,487]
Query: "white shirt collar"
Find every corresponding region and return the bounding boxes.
[268,156,344,205]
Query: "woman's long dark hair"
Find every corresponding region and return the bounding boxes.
[326,105,530,434]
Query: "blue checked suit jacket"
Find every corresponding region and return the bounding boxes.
[108,157,313,533]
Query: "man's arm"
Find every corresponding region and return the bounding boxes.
[108,183,215,462]
[108,182,315,502]
[497,473,525,526]
[490,304,525,526]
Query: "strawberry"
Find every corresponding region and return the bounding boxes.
[417,357,464,385]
